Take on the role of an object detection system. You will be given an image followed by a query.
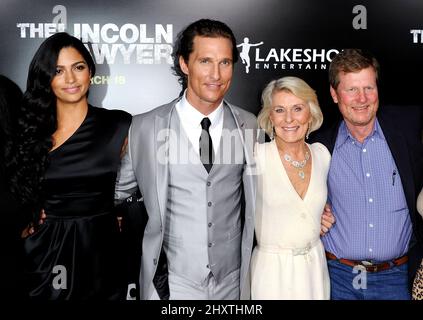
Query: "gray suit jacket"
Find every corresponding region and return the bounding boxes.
[115,97,257,299]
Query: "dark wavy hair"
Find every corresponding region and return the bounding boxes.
[172,19,238,92]
[13,32,95,215]
[0,75,23,180]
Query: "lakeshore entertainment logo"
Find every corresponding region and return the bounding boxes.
[237,36,339,73]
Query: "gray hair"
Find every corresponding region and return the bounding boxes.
[257,76,323,137]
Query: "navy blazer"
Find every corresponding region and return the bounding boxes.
[310,104,423,287]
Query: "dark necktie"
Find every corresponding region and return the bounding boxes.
[199,117,214,173]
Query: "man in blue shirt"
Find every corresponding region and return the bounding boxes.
[312,49,423,299]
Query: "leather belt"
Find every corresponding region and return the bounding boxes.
[325,251,408,273]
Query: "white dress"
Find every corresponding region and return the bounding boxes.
[251,140,331,300]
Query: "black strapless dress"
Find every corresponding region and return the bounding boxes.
[23,105,131,300]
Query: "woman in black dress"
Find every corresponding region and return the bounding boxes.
[16,33,131,300]
[0,75,28,299]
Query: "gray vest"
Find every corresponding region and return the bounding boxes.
[163,105,245,284]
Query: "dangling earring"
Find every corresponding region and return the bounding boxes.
[306,123,311,140]
[271,124,276,140]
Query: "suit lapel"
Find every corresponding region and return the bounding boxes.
[323,122,342,154]
[154,99,179,225]
[225,101,256,215]
[225,102,247,156]
[379,117,416,215]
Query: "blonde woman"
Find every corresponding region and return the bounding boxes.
[252,76,330,299]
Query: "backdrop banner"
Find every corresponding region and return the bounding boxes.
[1,0,422,125]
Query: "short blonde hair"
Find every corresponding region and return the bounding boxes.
[257,76,323,137]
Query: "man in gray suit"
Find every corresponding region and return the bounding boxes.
[115,19,257,300]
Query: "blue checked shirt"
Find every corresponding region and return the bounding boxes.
[322,120,412,262]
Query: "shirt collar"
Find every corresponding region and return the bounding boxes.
[335,118,384,149]
[179,90,224,129]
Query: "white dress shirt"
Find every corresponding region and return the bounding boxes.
[175,92,224,156]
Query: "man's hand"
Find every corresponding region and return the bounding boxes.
[21,223,34,238]
[117,216,123,232]
[21,209,47,238]
[320,203,335,236]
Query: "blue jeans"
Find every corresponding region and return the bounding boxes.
[327,259,411,300]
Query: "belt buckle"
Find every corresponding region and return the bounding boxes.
[360,260,378,272]
[366,265,378,272]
